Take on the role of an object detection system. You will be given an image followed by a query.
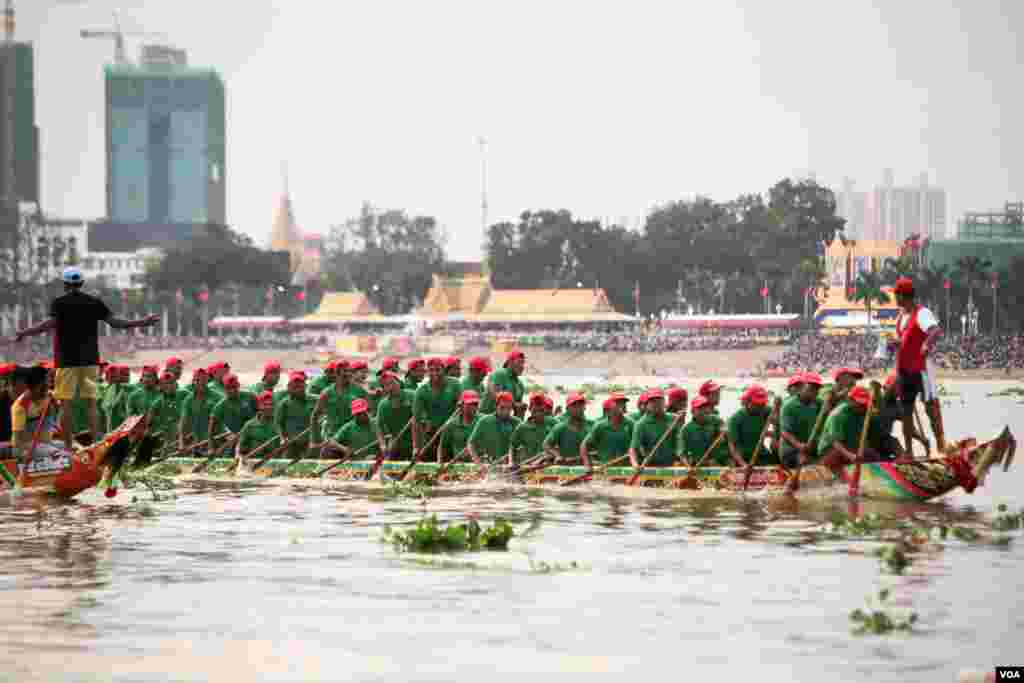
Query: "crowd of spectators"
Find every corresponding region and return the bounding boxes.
[543,331,763,353]
[765,332,1024,374]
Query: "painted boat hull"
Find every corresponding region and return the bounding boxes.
[1,416,145,498]
[154,427,1015,503]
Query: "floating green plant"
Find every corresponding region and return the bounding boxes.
[849,589,918,636]
[385,479,434,500]
[383,515,514,553]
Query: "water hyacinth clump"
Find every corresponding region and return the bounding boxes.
[383,515,515,553]
[849,589,918,636]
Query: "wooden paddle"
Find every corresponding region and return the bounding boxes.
[234,433,281,475]
[742,397,782,492]
[249,426,313,470]
[401,412,458,482]
[191,434,240,474]
[680,430,727,487]
[146,431,231,468]
[560,452,631,487]
[785,391,835,495]
[13,393,55,490]
[627,412,685,487]
[367,417,414,482]
[315,438,384,477]
[435,446,471,480]
[848,385,878,498]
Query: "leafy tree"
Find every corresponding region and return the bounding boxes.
[915,265,952,320]
[953,256,992,313]
[324,203,445,315]
[881,255,915,285]
[852,271,891,331]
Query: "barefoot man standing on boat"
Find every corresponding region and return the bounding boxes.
[11,267,159,449]
[893,277,945,454]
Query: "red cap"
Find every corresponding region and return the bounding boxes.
[645,388,665,401]
[192,367,208,379]
[256,390,275,405]
[141,365,159,376]
[884,372,898,388]
[288,371,307,383]
[264,361,282,373]
[461,390,480,405]
[528,392,547,406]
[103,365,118,379]
[97,360,109,368]
[469,357,490,372]
[542,396,555,410]
[353,360,369,371]
[36,360,54,369]
[833,367,865,381]
[691,395,710,410]
[848,385,871,407]
[444,356,460,369]
[495,391,514,405]
[160,371,175,382]
[381,357,400,372]
[379,371,399,384]
[222,373,240,388]
[335,359,351,371]
[787,374,804,389]
[504,350,525,366]
[0,363,15,377]
[894,277,914,296]
[165,357,183,367]
[566,393,586,407]
[206,364,219,375]
[408,358,426,370]
[741,385,769,406]
[699,380,721,397]
[667,387,688,402]
[427,357,445,369]
[350,398,369,415]
[638,391,649,404]
[801,372,824,386]
[602,397,617,410]
[609,392,629,404]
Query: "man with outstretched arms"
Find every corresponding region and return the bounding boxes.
[893,277,945,453]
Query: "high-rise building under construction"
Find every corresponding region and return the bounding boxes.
[105,48,225,224]
[0,40,39,212]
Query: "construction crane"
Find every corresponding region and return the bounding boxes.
[80,12,163,65]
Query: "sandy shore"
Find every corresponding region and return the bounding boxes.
[100,345,1024,384]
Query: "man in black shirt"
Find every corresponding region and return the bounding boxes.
[12,267,159,449]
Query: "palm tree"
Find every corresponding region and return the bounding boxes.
[953,256,992,317]
[916,265,951,322]
[881,255,915,285]
[798,257,829,323]
[852,271,891,332]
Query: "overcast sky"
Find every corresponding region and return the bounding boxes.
[19,0,1024,259]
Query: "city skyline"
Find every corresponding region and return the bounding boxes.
[14,0,1024,260]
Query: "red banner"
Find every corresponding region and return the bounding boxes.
[943,279,951,290]
[295,290,306,302]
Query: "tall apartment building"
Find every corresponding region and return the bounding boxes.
[835,171,947,242]
[0,39,39,226]
[106,47,225,224]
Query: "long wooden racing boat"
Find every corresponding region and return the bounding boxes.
[1,416,145,498]
[153,426,1016,503]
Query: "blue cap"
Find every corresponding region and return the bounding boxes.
[62,267,84,285]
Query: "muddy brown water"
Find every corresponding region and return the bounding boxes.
[1,381,1022,682]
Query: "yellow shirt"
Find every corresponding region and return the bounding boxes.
[11,392,55,448]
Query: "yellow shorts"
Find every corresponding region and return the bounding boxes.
[54,366,99,401]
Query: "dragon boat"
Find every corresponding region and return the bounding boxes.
[1,416,145,498]
[152,426,1016,503]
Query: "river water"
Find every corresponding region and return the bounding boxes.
[2,380,1022,682]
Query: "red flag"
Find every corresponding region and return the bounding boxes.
[943,279,951,290]
[760,287,769,298]
[633,281,640,310]
[265,285,274,304]
[991,273,999,289]
[120,290,128,303]
[295,290,306,302]
[196,290,209,303]
[175,288,184,306]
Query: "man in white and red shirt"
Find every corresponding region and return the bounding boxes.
[893,277,945,454]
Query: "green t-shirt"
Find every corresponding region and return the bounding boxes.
[376,390,416,452]
[509,418,549,463]
[677,418,728,466]
[439,414,479,461]
[238,416,280,455]
[150,391,184,440]
[544,418,593,462]
[333,418,379,458]
[459,375,487,396]
[180,391,219,442]
[318,383,360,436]
[101,383,130,432]
[468,413,521,461]
[274,394,317,444]
[403,374,422,393]
[246,382,286,407]
[585,417,634,464]
[726,406,775,465]
[308,374,332,397]
[780,396,822,460]
[413,378,462,431]
[127,386,162,417]
[817,403,882,457]
[479,368,525,414]
[629,413,679,467]
[212,392,257,434]
[627,409,646,424]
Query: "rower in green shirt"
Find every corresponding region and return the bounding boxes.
[628,389,685,467]
[698,380,723,416]
[312,362,358,442]
[677,395,729,466]
[326,398,380,460]
[274,371,317,459]
[376,372,417,460]
[367,358,400,411]
[237,391,281,466]
[308,360,339,398]
[480,351,526,415]
[403,358,427,392]
[460,357,490,396]
[444,356,462,381]
[413,359,462,458]
[179,368,219,454]
[439,390,480,463]
[468,392,521,465]
[149,371,185,448]
[543,393,592,465]
[726,385,777,467]
[206,362,231,402]
[209,373,256,438]
[127,365,162,419]
[817,385,885,476]
[627,391,648,424]
[581,395,633,466]
[102,365,132,432]
[247,361,286,408]
[779,372,824,469]
[818,368,865,407]
[347,360,371,412]
[508,400,550,465]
